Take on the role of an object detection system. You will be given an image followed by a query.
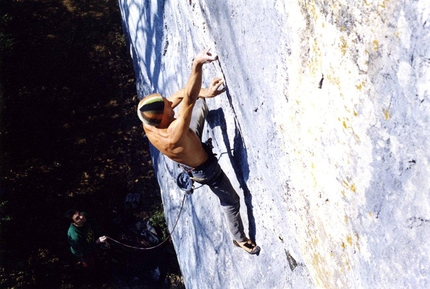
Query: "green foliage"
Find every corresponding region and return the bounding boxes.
[149,205,168,239]
[0,13,15,51]
[0,200,12,232]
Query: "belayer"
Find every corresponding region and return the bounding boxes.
[65,209,109,269]
[137,48,260,254]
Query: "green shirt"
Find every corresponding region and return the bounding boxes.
[67,212,96,257]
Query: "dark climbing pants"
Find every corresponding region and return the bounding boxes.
[182,99,246,242]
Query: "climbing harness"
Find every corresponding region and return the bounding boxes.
[105,193,188,251]
[176,138,215,193]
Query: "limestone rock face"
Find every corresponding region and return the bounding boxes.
[118,0,430,288]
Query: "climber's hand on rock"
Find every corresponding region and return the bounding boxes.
[194,48,218,65]
[203,78,225,98]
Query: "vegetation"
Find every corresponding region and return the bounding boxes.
[0,14,14,52]
[150,205,169,240]
[0,0,183,287]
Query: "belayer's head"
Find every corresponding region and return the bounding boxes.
[64,209,86,227]
[137,94,165,127]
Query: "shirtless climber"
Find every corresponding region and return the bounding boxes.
[137,48,260,254]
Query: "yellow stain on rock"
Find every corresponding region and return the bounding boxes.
[339,36,348,55]
[310,253,333,288]
[343,121,348,129]
[356,81,365,90]
[346,235,353,246]
[355,232,361,253]
[352,130,361,143]
[380,0,390,9]
[345,259,351,271]
[309,40,322,74]
[312,237,319,246]
[394,31,401,39]
[373,40,379,50]
[342,180,357,193]
[312,253,319,264]
[383,109,391,120]
[333,76,341,87]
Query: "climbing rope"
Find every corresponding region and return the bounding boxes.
[105,193,188,251]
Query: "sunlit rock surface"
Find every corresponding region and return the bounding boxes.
[118,0,430,288]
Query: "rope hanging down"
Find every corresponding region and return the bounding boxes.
[105,193,188,251]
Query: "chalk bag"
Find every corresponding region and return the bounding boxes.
[177,172,194,194]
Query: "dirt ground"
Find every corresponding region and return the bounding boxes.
[1,0,183,287]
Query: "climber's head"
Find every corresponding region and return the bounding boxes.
[137,94,174,128]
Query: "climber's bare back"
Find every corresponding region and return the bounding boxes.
[143,121,208,168]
